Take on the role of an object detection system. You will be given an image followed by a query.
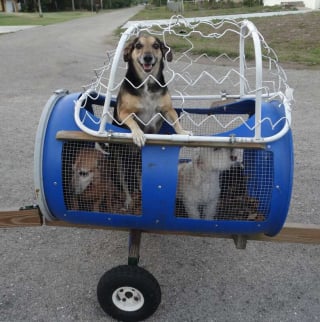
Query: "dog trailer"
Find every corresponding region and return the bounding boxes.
[3,16,315,322]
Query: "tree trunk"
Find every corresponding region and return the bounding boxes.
[38,0,43,17]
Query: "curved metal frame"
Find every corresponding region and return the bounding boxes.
[74,18,292,145]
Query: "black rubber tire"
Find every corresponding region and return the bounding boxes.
[97,265,161,322]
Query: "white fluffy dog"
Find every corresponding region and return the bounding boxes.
[177,147,235,219]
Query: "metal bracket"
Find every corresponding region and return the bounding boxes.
[232,235,248,249]
[128,230,142,266]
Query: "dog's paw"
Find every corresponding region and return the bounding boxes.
[179,129,193,136]
[132,128,146,147]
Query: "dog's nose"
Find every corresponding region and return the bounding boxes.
[230,155,237,162]
[143,54,153,64]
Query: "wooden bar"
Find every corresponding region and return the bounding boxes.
[0,208,319,245]
[249,223,320,244]
[56,130,266,149]
[0,207,42,228]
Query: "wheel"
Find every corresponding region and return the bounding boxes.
[97,265,161,322]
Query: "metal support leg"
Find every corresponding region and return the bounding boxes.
[232,234,247,249]
[128,230,142,266]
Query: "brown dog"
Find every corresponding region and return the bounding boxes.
[113,34,191,147]
[70,147,117,212]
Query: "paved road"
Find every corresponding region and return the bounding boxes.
[0,8,319,322]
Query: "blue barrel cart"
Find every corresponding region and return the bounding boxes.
[34,17,294,321]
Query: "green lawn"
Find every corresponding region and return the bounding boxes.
[130,4,290,20]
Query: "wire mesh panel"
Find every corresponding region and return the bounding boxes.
[175,146,272,221]
[62,142,142,215]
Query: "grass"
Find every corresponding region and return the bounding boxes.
[131,4,293,20]
[251,12,320,67]
[0,11,96,26]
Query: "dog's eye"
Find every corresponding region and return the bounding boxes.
[135,43,143,50]
[79,170,89,177]
[152,43,160,50]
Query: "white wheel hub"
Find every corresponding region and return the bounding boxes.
[112,286,144,312]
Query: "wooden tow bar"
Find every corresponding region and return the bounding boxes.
[1,207,320,245]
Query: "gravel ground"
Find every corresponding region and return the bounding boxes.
[0,8,319,322]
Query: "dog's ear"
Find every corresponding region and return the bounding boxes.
[159,39,173,62]
[96,153,104,169]
[123,38,137,62]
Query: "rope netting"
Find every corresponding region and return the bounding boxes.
[74,15,293,144]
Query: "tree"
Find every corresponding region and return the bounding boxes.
[38,0,43,16]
